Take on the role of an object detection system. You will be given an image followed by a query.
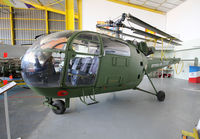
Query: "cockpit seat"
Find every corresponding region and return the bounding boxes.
[71,57,81,74]
[89,57,99,75]
[79,57,92,75]
[71,57,81,86]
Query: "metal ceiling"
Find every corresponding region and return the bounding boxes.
[29,0,66,11]
[120,0,186,13]
[2,0,186,14]
[19,0,78,12]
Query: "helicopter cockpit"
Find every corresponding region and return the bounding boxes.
[21,31,72,87]
[66,34,100,86]
[21,31,100,88]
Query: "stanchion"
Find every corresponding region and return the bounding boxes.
[0,81,17,139]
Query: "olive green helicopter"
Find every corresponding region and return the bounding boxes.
[21,13,181,114]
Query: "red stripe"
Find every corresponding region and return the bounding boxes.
[189,77,200,83]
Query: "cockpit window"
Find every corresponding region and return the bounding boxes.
[102,36,131,56]
[40,37,67,50]
[77,33,99,42]
[66,33,100,86]
[22,51,66,87]
[40,31,73,46]
[72,33,100,55]
[21,31,74,88]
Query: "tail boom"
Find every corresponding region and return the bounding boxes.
[146,57,181,74]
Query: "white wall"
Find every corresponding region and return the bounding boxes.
[82,0,200,80]
[82,0,166,32]
[166,0,200,80]
[166,0,200,41]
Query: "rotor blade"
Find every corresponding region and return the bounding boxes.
[96,26,161,44]
[127,13,182,42]
[133,28,161,40]
[96,24,113,28]
[133,28,181,46]
[96,25,122,33]
[175,47,200,52]
[121,32,162,44]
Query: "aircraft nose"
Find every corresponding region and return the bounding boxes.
[21,47,54,87]
[21,47,65,88]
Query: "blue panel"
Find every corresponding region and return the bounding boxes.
[189,66,200,72]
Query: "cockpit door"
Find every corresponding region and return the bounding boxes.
[65,32,101,87]
[96,35,131,87]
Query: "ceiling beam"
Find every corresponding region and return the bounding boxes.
[107,0,165,15]
[20,0,65,15]
[20,0,78,19]
[46,0,64,7]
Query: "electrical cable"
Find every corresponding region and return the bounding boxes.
[174,61,184,74]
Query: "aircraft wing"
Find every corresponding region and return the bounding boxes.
[146,57,181,74]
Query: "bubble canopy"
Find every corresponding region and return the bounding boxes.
[21,31,74,87]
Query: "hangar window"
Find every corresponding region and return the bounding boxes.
[102,36,130,56]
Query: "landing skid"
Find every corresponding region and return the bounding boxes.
[79,88,99,105]
[43,88,99,114]
[135,70,165,101]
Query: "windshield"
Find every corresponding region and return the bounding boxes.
[21,31,74,87]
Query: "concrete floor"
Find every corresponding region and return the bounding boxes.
[1,78,200,139]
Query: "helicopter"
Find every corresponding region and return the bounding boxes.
[21,13,181,114]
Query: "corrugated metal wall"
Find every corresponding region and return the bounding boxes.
[0,5,11,44]
[49,12,65,34]
[0,2,79,45]
[14,8,46,45]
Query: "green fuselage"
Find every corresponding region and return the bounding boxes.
[21,31,180,99]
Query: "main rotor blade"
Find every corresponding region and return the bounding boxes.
[97,26,180,45]
[121,32,162,44]
[96,26,161,43]
[133,28,181,46]
[127,13,182,42]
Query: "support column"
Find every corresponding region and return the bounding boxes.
[65,0,75,30]
[9,7,14,45]
[4,92,11,139]
[78,0,82,30]
[45,10,49,34]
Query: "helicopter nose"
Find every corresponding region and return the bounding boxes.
[21,48,64,88]
[21,50,40,86]
[21,48,54,86]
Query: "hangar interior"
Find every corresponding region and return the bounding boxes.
[0,0,200,139]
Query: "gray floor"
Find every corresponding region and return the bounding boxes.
[1,78,200,139]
